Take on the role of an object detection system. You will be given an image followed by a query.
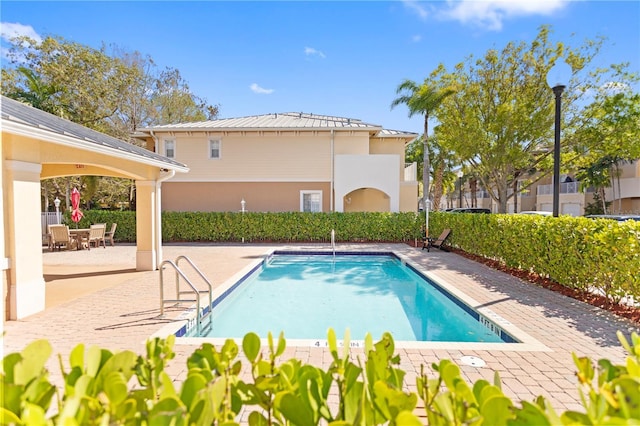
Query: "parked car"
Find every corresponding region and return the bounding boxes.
[518,211,552,216]
[448,208,491,214]
[585,214,640,222]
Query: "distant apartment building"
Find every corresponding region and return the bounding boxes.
[446,160,640,215]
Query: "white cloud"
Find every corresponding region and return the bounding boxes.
[437,0,570,31]
[402,0,429,20]
[1,22,42,62]
[412,34,422,43]
[250,83,274,95]
[304,46,326,59]
[600,81,630,94]
[0,22,42,43]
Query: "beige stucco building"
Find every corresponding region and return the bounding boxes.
[134,113,419,214]
[1,96,188,321]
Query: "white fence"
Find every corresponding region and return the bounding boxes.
[41,212,61,240]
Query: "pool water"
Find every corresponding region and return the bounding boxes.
[188,254,509,343]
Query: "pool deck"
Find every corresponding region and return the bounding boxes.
[3,242,638,418]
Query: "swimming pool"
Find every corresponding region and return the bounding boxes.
[179,252,518,344]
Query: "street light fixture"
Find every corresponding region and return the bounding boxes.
[54,197,61,224]
[240,198,247,243]
[546,60,571,217]
[457,170,463,208]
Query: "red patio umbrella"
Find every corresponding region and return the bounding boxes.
[70,187,84,227]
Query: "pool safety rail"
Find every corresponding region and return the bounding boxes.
[159,256,213,335]
[331,229,336,258]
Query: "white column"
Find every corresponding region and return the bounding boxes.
[1,156,6,327]
[4,160,45,319]
[155,181,163,269]
[135,180,157,271]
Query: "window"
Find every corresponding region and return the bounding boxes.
[164,140,175,159]
[301,191,322,212]
[209,139,221,159]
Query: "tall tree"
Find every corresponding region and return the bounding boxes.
[2,35,219,137]
[2,35,220,210]
[430,133,458,211]
[391,80,454,206]
[6,66,66,116]
[429,26,637,213]
[153,67,218,124]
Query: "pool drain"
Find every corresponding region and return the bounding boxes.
[460,355,486,367]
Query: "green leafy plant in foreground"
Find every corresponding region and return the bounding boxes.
[1,331,640,425]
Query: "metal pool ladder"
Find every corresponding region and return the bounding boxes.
[159,255,213,335]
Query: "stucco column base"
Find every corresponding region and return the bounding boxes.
[136,250,157,271]
[10,277,45,320]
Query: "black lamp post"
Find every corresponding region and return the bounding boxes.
[547,61,571,217]
[457,170,463,208]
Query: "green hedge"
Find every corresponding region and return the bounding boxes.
[429,212,640,305]
[63,210,137,243]
[68,211,424,244]
[162,211,422,243]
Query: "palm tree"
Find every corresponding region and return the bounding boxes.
[8,67,66,116]
[430,135,458,211]
[391,80,454,206]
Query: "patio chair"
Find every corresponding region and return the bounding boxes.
[423,228,451,252]
[88,223,106,249]
[104,223,117,246]
[49,224,72,251]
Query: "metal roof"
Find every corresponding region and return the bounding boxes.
[376,128,419,138]
[1,96,188,171]
[139,112,418,139]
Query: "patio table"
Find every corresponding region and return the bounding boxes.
[69,228,90,250]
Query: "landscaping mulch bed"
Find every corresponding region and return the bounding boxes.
[449,248,640,326]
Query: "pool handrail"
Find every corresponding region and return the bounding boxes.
[159,257,213,335]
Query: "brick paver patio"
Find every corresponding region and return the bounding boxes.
[2,242,637,418]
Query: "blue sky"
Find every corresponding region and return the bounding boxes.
[1,1,639,134]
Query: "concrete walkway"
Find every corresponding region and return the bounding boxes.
[2,242,638,418]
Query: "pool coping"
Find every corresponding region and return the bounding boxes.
[151,249,550,352]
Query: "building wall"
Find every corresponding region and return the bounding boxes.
[334,132,370,155]
[604,161,640,213]
[400,182,419,212]
[343,188,389,212]
[334,155,400,212]
[161,181,331,212]
[370,138,409,181]
[152,129,417,213]
[618,160,639,179]
[157,132,334,182]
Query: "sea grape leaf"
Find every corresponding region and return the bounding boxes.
[243,332,261,363]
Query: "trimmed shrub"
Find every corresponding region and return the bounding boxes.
[430,212,640,305]
[2,330,639,425]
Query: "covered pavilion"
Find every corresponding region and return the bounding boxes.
[1,96,188,320]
